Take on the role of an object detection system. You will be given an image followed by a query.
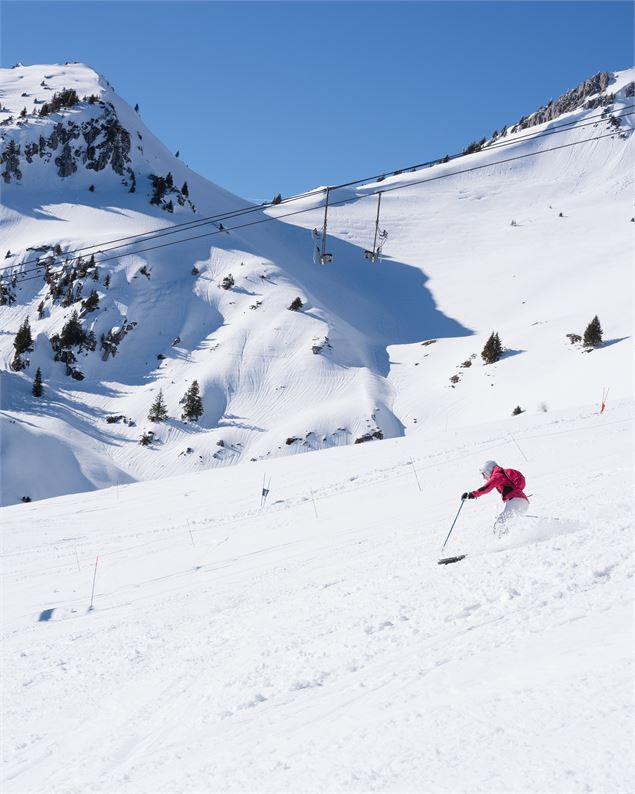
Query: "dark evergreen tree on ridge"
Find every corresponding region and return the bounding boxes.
[181,381,203,422]
[59,310,86,347]
[583,315,603,348]
[32,367,43,397]
[481,332,503,364]
[12,318,34,370]
[148,389,168,422]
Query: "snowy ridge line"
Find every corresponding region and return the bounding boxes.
[3,111,632,282]
[5,412,629,582]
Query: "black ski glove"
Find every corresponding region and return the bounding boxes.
[461,492,475,500]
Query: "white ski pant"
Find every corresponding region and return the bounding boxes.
[494,498,529,534]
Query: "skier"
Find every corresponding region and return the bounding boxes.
[461,460,529,535]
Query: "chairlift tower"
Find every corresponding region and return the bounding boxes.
[364,191,388,262]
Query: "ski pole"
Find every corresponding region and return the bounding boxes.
[441,500,465,552]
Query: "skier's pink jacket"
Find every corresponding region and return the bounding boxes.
[471,466,528,502]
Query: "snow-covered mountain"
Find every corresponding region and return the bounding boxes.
[1,63,633,794]
[0,63,633,506]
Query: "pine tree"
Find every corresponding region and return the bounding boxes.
[13,318,34,356]
[81,289,100,313]
[148,389,168,422]
[181,380,203,422]
[32,367,43,397]
[288,297,303,311]
[59,310,85,347]
[481,332,503,364]
[181,181,189,197]
[583,315,603,348]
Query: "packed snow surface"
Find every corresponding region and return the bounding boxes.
[2,400,633,793]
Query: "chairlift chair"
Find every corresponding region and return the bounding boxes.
[315,188,334,265]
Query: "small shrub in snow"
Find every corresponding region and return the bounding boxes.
[583,315,603,348]
[449,374,460,384]
[221,274,234,290]
[272,193,282,205]
[21,496,32,503]
[89,184,95,192]
[566,333,582,344]
[37,300,45,319]
[288,297,303,311]
[148,390,168,422]
[421,339,437,346]
[538,401,549,413]
[139,430,154,447]
[481,332,503,364]
[460,359,472,368]
[512,405,524,416]
[191,266,199,276]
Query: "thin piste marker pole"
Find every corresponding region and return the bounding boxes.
[409,459,422,492]
[88,555,99,612]
[508,432,528,462]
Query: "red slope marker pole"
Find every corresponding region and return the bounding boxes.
[600,387,609,414]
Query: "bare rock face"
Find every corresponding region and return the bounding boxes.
[0,96,133,183]
[1,139,22,182]
[55,142,77,177]
[512,72,615,133]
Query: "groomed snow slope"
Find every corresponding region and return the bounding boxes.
[1,65,633,505]
[2,399,633,793]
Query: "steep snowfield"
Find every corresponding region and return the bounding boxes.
[1,64,633,505]
[2,400,633,793]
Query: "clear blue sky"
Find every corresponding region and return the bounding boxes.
[2,1,633,199]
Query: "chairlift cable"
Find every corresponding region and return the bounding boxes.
[1,106,631,279]
[3,128,631,288]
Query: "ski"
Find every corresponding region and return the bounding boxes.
[438,554,467,565]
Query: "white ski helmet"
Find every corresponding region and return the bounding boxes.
[479,460,497,478]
